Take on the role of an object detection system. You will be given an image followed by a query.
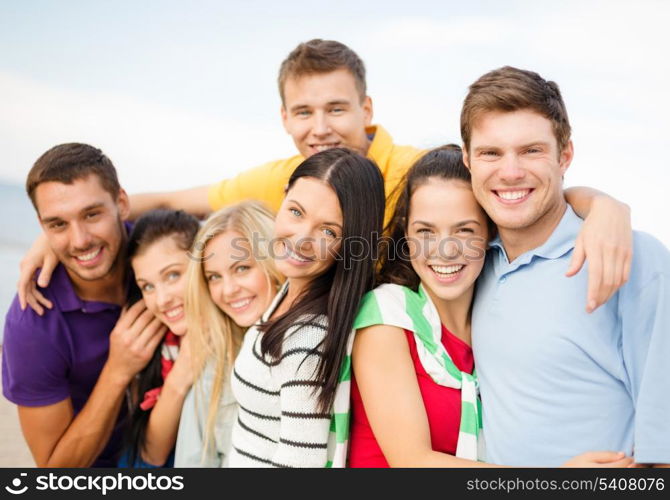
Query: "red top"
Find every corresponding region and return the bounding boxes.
[349,325,474,468]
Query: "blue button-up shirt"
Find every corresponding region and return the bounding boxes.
[473,205,670,466]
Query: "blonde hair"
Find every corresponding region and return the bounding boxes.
[184,200,283,459]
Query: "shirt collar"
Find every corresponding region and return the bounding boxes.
[50,264,85,312]
[489,205,582,269]
[261,281,289,323]
[365,124,392,172]
[50,264,125,313]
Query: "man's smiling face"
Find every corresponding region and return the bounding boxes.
[35,173,128,283]
[281,68,373,158]
[464,108,573,235]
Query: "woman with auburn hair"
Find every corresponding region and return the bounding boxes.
[175,200,283,467]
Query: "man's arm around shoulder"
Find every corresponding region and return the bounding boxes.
[128,158,295,220]
[129,185,211,220]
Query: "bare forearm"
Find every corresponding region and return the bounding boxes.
[43,365,130,467]
[565,186,628,219]
[128,192,172,220]
[386,449,503,468]
[140,378,189,466]
[128,185,212,220]
[565,186,605,218]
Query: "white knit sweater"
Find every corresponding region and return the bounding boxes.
[229,284,331,468]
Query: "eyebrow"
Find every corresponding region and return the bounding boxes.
[455,220,482,227]
[519,141,551,150]
[326,99,350,107]
[472,145,500,154]
[411,220,436,228]
[412,220,481,228]
[288,199,343,230]
[159,262,182,275]
[229,259,250,270]
[135,261,182,282]
[40,202,106,224]
[473,141,550,153]
[289,99,350,113]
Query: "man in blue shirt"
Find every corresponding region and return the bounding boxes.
[462,66,670,466]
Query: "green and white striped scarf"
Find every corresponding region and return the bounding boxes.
[326,283,484,467]
[325,331,354,468]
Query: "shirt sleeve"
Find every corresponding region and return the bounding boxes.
[620,256,670,463]
[206,157,299,213]
[175,362,238,467]
[1,302,71,407]
[271,321,331,468]
[174,385,214,467]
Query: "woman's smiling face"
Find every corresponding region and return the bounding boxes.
[132,235,190,335]
[204,230,275,328]
[406,178,489,303]
[272,177,343,286]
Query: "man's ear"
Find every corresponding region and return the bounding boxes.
[462,145,471,170]
[363,95,373,127]
[559,140,574,177]
[280,105,289,134]
[117,188,130,221]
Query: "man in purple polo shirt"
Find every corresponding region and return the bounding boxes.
[2,143,166,467]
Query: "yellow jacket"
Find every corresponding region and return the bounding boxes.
[207,125,424,224]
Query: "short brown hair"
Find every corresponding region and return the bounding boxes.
[26,143,121,210]
[461,66,571,153]
[277,39,367,104]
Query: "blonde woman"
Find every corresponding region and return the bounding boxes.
[175,201,283,467]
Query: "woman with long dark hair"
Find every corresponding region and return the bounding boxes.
[228,147,385,467]
[120,209,200,467]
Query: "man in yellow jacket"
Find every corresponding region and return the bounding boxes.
[129,39,422,222]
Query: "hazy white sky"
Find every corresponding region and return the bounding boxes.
[1,0,668,245]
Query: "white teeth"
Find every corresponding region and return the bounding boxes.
[230,298,253,309]
[165,306,183,319]
[498,190,529,201]
[430,264,464,275]
[313,143,337,152]
[76,247,101,261]
[287,247,311,262]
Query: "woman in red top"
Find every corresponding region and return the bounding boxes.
[349,146,632,468]
[350,324,473,467]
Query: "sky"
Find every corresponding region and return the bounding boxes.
[1,0,669,245]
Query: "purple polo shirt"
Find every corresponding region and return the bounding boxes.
[2,263,128,467]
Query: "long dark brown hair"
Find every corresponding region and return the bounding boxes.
[123,209,200,466]
[379,144,495,291]
[258,147,385,412]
